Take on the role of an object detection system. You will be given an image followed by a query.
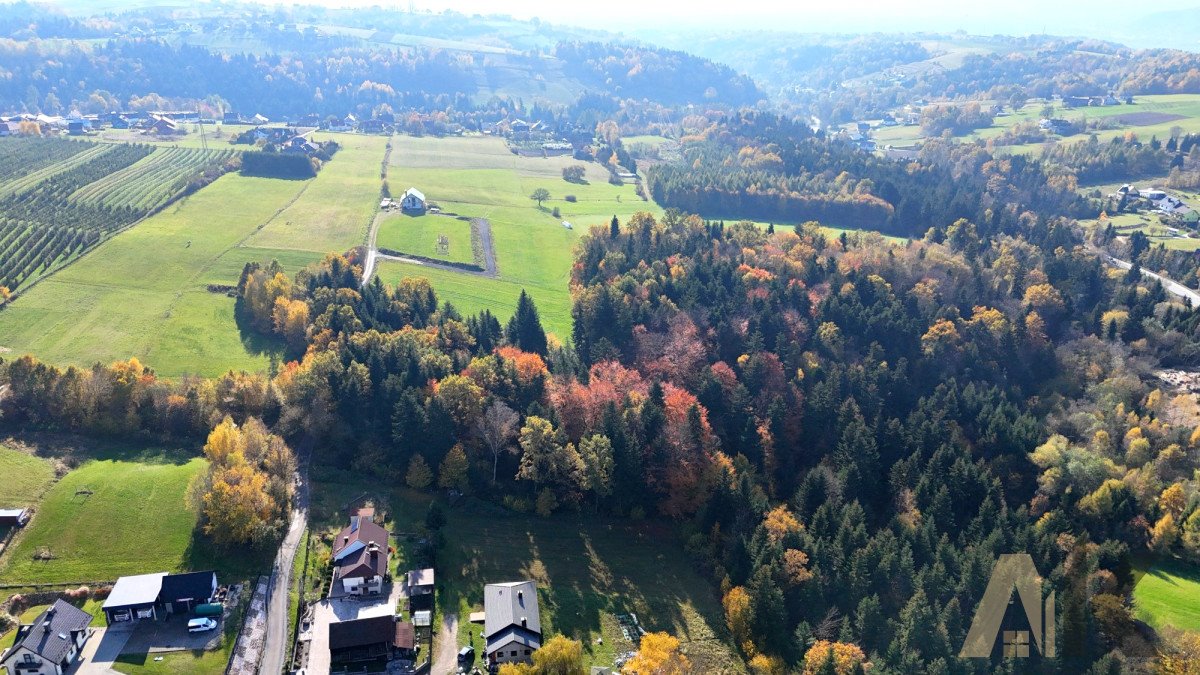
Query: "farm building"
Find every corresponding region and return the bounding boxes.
[328,615,400,665]
[331,513,389,596]
[102,570,219,624]
[484,581,542,667]
[394,621,417,660]
[0,600,93,675]
[0,508,30,526]
[401,188,426,212]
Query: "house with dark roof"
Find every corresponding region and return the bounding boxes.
[406,569,435,611]
[328,615,398,665]
[0,600,93,675]
[101,571,218,624]
[331,514,389,596]
[484,581,541,667]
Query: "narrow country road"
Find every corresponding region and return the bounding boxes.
[431,612,460,675]
[472,217,498,275]
[259,466,309,675]
[1103,253,1200,307]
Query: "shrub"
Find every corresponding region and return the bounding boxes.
[551,206,561,218]
[565,194,577,202]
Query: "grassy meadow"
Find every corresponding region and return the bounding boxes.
[0,444,57,508]
[0,132,387,377]
[378,134,659,341]
[375,213,477,266]
[1133,558,1200,631]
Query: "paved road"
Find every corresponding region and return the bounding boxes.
[258,468,309,675]
[431,613,460,675]
[1104,254,1200,306]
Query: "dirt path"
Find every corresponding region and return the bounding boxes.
[431,612,460,675]
[472,217,497,275]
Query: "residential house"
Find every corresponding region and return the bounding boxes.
[102,571,218,624]
[400,188,426,212]
[406,569,435,611]
[251,113,269,126]
[145,116,180,136]
[331,513,389,596]
[328,615,397,665]
[223,112,243,124]
[360,119,387,133]
[0,600,92,675]
[0,508,30,526]
[484,581,542,667]
[67,121,86,136]
[111,116,131,130]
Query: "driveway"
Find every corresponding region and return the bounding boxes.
[259,467,309,674]
[304,589,398,675]
[430,612,460,675]
[75,626,132,674]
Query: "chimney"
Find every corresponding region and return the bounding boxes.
[521,617,527,628]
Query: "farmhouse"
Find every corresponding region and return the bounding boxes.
[102,571,219,624]
[401,187,426,212]
[0,600,93,675]
[328,615,400,666]
[484,581,542,667]
[0,508,30,526]
[331,513,389,596]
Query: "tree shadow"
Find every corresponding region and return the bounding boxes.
[232,297,287,360]
[180,522,278,581]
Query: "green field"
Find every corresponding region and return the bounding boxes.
[377,134,658,341]
[873,94,1200,156]
[376,213,477,266]
[0,446,208,584]
[0,132,386,376]
[0,444,56,508]
[1080,211,1200,252]
[1133,558,1200,631]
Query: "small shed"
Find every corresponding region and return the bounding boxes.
[412,610,432,627]
[103,573,167,624]
[0,508,30,526]
[330,615,396,664]
[160,571,218,615]
[395,621,417,659]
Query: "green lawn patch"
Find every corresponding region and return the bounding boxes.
[0,446,207,584]
[376,214,477,265]
[0,444,56,508]
[1133,558,1200,631]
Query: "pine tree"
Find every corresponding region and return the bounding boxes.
[610,214,620,239]
[506,290,548,355]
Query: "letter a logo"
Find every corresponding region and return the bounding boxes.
[960,554,1055,659]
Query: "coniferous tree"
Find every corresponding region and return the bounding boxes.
[506,290,548,355]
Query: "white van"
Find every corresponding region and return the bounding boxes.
[187,618,218,633]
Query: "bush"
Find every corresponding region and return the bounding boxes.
[565,194,577,202]
[552,206,561,218]
[503,495,531,513]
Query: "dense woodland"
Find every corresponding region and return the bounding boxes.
[7,191,1200,669]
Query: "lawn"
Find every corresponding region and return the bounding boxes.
[1133,558,1200,631]
[375,213,478,266]
[1080,211,1200,252]
[378,134,659,341]
[0,446,207,584]
[309,471,737,672]
[0,444,56,508]
[244,132,388,253]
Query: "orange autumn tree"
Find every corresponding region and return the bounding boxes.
[622,632,690,674]
[198,416,295,545]
[802,640,869,675]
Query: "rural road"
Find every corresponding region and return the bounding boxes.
[361,213,496,288]
[259,467,309,675]
[431,612,461,675]
[1103,253,1200,306]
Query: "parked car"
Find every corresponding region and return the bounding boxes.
[457,645,475,665]
[187,618,218,633]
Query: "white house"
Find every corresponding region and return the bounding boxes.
[401,187,426,212]
[0,600,93,675]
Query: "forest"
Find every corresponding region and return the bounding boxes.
[6,189,1200,669]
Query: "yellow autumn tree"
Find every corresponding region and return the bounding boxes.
[438,445,470,492]
[204,460,272,545]
[498,635,585,675]
[802,640,869,674]
[622,632,690,675]
[762,505,802,544]
[723,586,755,655]
[200,416,294,545]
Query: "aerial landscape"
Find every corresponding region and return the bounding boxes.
[5,1,1200,674]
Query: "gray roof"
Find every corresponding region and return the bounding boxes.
[103,572,166,609]
[484,581,540,640]
[486,625,541,655]
[7,599,91,663]
[407,568,435,588]
[404,187,425,202]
